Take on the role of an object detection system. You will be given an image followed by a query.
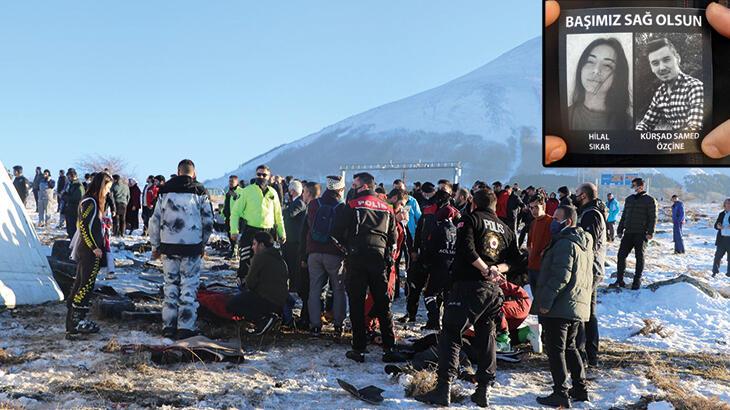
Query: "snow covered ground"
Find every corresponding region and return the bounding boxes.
[1,202,730,409]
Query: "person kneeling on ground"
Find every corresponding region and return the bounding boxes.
[497,278,532,350]
[532,205,594,408]
[226,232,288,335]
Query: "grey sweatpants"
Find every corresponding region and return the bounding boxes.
[307,253,346,328]
[162,255,202,331]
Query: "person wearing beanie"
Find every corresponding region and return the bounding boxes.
[300,176,346,335]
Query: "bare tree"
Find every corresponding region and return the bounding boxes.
[76,155,131,178]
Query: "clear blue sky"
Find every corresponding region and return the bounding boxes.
[1,1,541,181]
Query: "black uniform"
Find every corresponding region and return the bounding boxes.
[436,208,520,385]
[421,217,457,328]
[332,189,398,352]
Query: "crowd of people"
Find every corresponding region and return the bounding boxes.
[10,160,727,408]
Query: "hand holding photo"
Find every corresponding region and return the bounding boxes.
[544,0,730,167]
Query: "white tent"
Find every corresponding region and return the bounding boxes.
[0,159,63,307]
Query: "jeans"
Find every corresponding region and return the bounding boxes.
[307,253,346,328]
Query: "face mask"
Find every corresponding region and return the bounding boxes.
[550,219,566,235]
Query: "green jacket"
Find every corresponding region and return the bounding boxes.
[531,226,594,322]
[229,184,285,239]
[245,246,289,309]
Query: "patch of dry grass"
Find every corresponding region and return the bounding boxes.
[100,337,121,353]
[646,358,730,410]
[0,402,25,410]
[631,318,673,338]
[404,370,437,398]
[0,348,38,366]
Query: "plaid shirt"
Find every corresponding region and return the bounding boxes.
[636,72,704,132]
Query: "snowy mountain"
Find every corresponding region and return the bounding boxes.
[207,37,725,188]
[208,37,542,187]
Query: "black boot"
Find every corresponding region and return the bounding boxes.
[414,379,451,407]
[630,276,642,290]
[536,392,571,408]
[470,383,491,408]
[65,306,100,339]
[346,349,366,363]
[254,313,281,336]
[608,279,626,288]
[568,386,590,402]
[423,296,441,330]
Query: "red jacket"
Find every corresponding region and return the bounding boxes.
[545,198,559,216]
[499,281,531,332]
[145,185,159,208]
[496,190,510,219]
[527,214,553,271]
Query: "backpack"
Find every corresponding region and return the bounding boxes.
[419,204,439,246]
[311,199,338,244]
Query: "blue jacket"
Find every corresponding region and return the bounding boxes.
[672,201,685,225]
[406,195,422,238]
[606,198,620,223]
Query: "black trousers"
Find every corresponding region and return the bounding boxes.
[606,221,615,242]
[346,251,395,351]
[576,282,599,364]
[142,207,153,233]
[227,289,280,324]
[126,207,139,231]
[616,233,647,283]
[113,202,127,236]
[713,237,730,274]
[437,280,503,385]
[65,209,79,238]
[423,263,450,325]
[236,227,274,281]
[542,317,586,396]
[406,261,429,320]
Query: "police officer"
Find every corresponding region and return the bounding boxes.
[332,172,406,363]
[229,164,286,285]
[416,188,521,408]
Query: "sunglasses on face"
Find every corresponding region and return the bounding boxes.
[257,173,269,177]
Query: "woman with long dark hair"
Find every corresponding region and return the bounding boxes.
[66,172,112,339]
[569,37,632,130]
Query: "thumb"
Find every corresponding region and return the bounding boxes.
[707,2,730,39]
[546,1,560,27]
[545,135,568,164]
[702,119,730,159]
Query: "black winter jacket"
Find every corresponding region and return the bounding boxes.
[283,196,307,244]
[617,192,658,236]
[578,199,606,282]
